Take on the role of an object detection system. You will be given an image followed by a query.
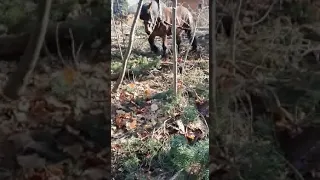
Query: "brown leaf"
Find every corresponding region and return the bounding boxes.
[126,118,137,130]
[115,115,125,129]
[178,80,183,90]
[127,83,135,89]
[136,108,146,114]
[137,131,149,139]
[115,113,131,129]
[63,67,77,85]
[144,88,152,98]
[111,144,122,151]
[119,91,127,102]
[119,91,134,102]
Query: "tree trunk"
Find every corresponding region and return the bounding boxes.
[3,0,52,100]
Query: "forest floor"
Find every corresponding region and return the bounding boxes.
[110,16,211,179]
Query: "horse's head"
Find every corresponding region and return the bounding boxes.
[140,0,164,35]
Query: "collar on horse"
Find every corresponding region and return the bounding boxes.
[156,13,191,31]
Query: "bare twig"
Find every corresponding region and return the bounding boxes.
[68,28,83,70]
[55,22,69,67]
[231,0,242,74]
[242,0,278,27]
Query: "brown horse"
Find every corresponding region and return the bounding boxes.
[139,0,198,59]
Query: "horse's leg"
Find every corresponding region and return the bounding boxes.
[186,29,198,52]
[161,35,168,58]
[148,34,160,54]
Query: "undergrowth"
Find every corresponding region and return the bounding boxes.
[115,136,209,180]
[111,49,209,179]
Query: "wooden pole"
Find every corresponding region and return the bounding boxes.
[172,0,178,95]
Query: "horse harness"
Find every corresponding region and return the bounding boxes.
[144,16,191,33]
[142,3,192,33]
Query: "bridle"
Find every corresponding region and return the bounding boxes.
[143,17,163,32]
